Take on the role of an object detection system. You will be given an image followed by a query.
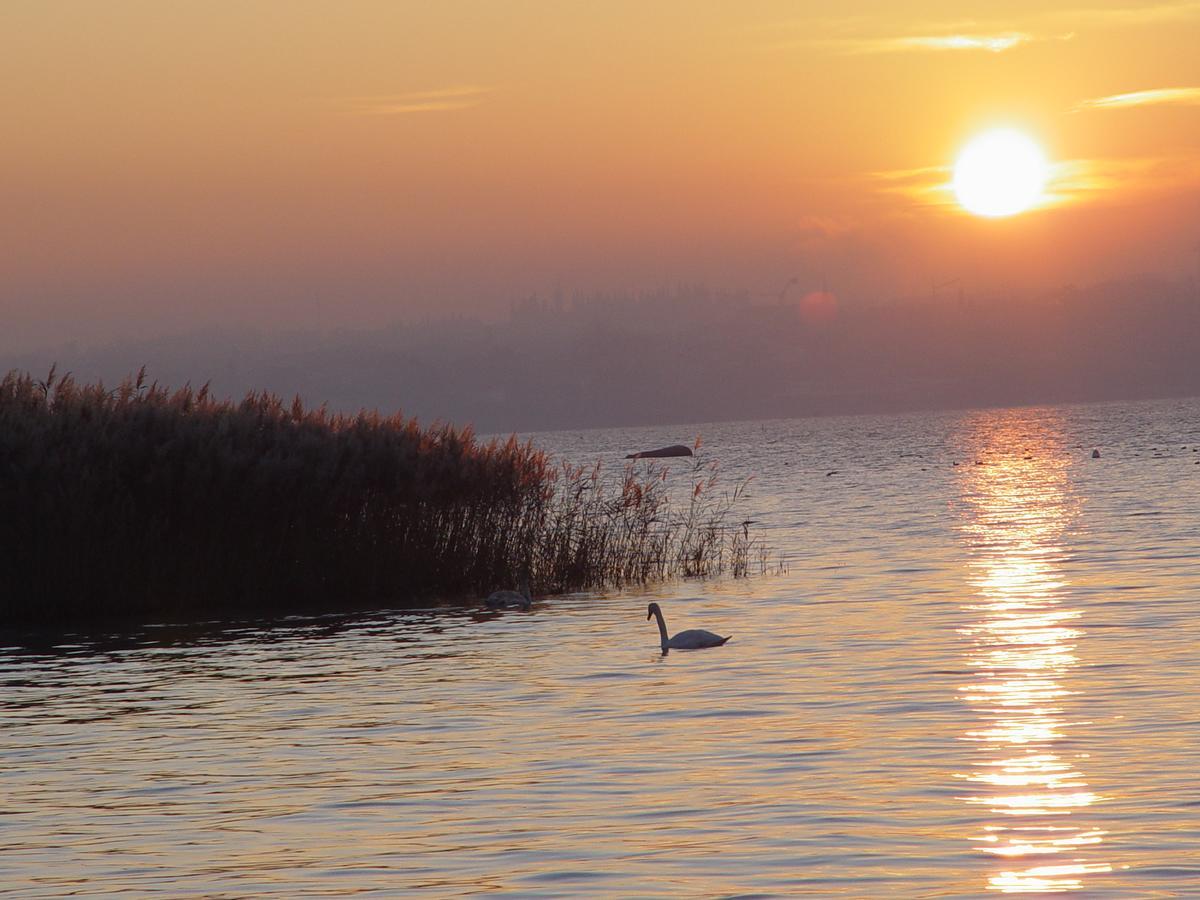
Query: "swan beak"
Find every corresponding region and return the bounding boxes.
[646,610,653,620]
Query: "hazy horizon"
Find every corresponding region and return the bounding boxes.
[7,275,1198,434]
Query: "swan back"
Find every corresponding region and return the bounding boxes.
[646,602,729,650]
[666,629,730,649]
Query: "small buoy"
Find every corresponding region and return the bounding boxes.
[1092,449,1101,458]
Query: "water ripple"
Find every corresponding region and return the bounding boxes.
[2,398,1199,894]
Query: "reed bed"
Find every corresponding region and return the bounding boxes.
[0,369,767,623]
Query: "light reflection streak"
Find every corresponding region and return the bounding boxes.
[955,415,1111,892]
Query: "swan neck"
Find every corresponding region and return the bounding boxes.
[652,607,669,648]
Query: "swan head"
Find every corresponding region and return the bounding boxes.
[647,602,661,620]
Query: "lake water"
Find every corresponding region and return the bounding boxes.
[3,398,1200,896]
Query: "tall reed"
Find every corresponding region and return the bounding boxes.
[0,369,766,623]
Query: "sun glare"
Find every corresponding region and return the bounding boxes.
[953,129,1049,218]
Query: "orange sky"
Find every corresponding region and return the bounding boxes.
[3,1,1200,348]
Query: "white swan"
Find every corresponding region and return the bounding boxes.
[484,580,532,611]
[647,602,730,650]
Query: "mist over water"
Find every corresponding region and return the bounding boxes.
[6,279,1200,434]
[3,397,1199,895]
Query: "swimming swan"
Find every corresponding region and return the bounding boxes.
[647,602,730,650]
[484,580,532,611]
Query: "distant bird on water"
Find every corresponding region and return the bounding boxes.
[484,580,532,611]
[647,602,730,651]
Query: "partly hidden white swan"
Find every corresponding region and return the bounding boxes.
[484,579,532,611]
[647,601,730,650]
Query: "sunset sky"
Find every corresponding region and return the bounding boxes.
[4,1,1200,349]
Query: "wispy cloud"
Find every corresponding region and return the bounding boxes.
[867,165,955,208]
[759,1,1199,54]
[870,154,1200,212]
[839,31,1037,54]
[1050,154,1200,197]
[767,25,1073,56]
[341,85,495,116]
[1076,86,1200,111]
[870,165,949,188]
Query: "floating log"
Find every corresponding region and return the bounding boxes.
[625,444,694,459]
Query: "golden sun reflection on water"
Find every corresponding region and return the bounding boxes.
[956,419,1112,892]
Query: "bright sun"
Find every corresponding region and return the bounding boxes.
[952,129,1048,217]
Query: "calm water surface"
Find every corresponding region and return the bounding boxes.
[3,398,1200,896]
